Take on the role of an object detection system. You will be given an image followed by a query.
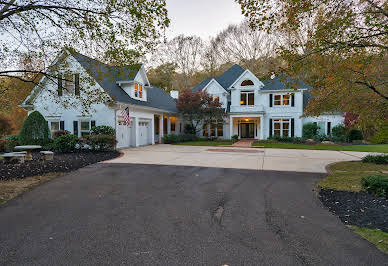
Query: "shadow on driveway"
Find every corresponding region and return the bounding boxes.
[0,163,387,265]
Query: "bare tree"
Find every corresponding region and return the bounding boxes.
[153,35,204,89]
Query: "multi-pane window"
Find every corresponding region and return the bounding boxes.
[80,121,91,136]
[217,122,223,137]
[134,83,138,97]
[202,123,209,137]
[273,119,290,137]
[138,84,143,98]
[50,121,60,137]
[134,83,143,98]
[210,122,216,137]
[240,91,254,106]
[274,94,291,106]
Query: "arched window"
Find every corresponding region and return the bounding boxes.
[241,80,254,86]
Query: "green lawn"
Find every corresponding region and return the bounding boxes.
[253,142,388,153]
[318,161,388,191]
[175,141,233,146]
[351,226,388,254]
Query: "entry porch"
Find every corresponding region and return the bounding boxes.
[229,115,263,140]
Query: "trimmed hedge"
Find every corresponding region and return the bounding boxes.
[19,111,50,146]
[362,155,388,164]
[91,125,115,136]
[361,174,388,197]
[331,124,347,142]
[86,134,116,151]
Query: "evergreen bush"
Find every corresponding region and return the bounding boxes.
[371,125,388,144]
[302,123,319,139]
[18,111,50,145]
[331,124,347,142]
[54,134,79,153]
[361,174,388,197]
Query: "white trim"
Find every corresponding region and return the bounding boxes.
[228,69,264,90]
[202,78,228,94]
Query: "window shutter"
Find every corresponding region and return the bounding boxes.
[91,120,96,128]
[74,73,80,96]
[327,122,331,135]
[73,121,78,136]
[57,74,63,96]
[269,94,273,107]
[291,93,295,107]
[60,121,65,131]
[269,119,272,137]
[291,118,295,137]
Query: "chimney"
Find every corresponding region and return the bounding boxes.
[170,90,179,99]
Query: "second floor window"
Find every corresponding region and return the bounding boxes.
[240,91,254,106]
[274,94,291,106]
[134,83,143,98]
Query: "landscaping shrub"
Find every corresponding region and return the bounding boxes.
[362,155,388,164]
[42,139,55,151]
[162,134,182,144]
[232,134,239,141]
[0,139,6,152]
[371,125,388,144]
[268,136,305,144]
[331,124,347,142]
[302,123,319,139]
[52,130,70,139]
[4,134,20,152]
[347,129,363,142]
[184,124,196,135]
[91,125,115,136]
[361,174,388,197]
[18,111,50,146]
[0,115,13,138]
[86,134,117,151]
[54,134,79,153]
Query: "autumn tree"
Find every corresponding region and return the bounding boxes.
[147,62,177,92]
[236,0,388,134]
[0,0,170,96]
[176,90,225,135]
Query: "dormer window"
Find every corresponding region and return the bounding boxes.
[134,83,143,99]
[241,80,254,86]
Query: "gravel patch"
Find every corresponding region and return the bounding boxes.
[319,189,388,233]
[0,151,120,180]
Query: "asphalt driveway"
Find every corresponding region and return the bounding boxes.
[0,163,387,265]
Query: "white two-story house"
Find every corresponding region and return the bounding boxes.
[192,64,344,139]
[20,50,181,148]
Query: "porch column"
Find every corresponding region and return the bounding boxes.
[260,116,264,140]
[229,116,233,139]
[151,116,155,145]
[167,117,171,134]
[134,117,139,147]
[159,115,163,142]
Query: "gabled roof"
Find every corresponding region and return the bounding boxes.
[215,64,245,89]
[192,64,245,92]
[192,77,213,92]
[71,51,177,112]
[261,74,312,91]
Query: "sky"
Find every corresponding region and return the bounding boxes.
[165,0,245,40]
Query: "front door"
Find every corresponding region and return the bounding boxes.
[240,123,254,138]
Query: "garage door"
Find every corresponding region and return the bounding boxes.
[139,121,151,146]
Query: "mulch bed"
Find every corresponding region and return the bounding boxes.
[0,151,120,181]
[319,189,388,233]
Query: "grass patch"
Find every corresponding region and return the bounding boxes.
[175,141,233,146]
[318,161,388,192]
[0,172,63,205]
[351,226,388,254]
[252,142,388,153]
